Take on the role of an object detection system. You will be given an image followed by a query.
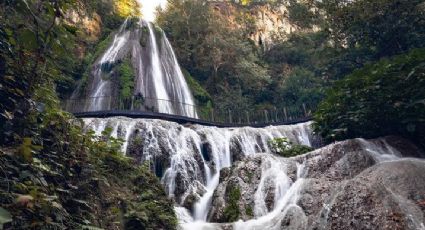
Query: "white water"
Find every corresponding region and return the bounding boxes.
[82,117,425,229]
[146,23,173,114]
[74,19,198,118]
[357,138,402,163]
[82,118,312,226]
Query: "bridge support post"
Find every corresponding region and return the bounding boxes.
[211,109,215,122]
[274,107,278,122]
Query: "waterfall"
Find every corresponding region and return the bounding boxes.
[75,19,198,118]
[81,117,425,229]
[82,117,313,224]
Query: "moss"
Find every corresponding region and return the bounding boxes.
[246,170,254,183]
[181,68,213,119]
[116,58,135,101]
[245,205,254,218]
[79,34,115,91]
[140,26,149,47]
[223,185,241,222]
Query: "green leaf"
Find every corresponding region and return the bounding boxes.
[0,207,12,229]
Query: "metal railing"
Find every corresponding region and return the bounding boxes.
[63,95,316,126]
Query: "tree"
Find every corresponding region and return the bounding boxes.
[0,0,81,144]
[313,48,425,147]
[321,0,425,58]
[157,0,269,107]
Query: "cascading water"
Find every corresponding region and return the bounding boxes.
[72,19,198,118]
[82,117,313,227]
[81,117,425,230]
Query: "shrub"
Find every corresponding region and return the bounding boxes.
[268,137,313,157]
[313,48,425,147]
[223,186,241,222]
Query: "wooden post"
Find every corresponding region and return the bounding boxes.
[264,110,268,123]
[274,107,278,122]
[211,109,215,122]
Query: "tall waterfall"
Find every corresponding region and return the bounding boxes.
[76,19,198,118]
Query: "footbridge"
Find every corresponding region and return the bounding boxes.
[65,96,315,128]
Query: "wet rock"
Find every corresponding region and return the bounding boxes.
[181,181,207,213]
[281,206,308,230]
[209,136,425,230]
[323,159,425,230]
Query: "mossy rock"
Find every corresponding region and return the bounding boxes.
[223,185,241,222]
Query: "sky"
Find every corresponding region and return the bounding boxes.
[138,0,168,21]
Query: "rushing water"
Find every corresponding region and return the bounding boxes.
[72,19,198,117]
[82,117,313,225]
[81,116,424,230]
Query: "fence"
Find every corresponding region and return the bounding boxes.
[63,95,316,125]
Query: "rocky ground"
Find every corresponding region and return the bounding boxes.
[207,136,425,230]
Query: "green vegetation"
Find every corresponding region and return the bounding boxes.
[0,1,176,229]
[157,0,425,122]
[182,68,213,118]
[245,205,254,218]
[314,49,425,147]
[157,0,270,111]
[140,26,149,47]
[117,58,136,102]
[114,0,141,18]
[0,110,176,229]
[223,186,242,222]
[268,137,313,157]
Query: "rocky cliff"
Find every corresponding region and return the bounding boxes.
[209,0,318,49]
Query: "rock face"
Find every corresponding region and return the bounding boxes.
[209,1,318,49]
[209,136,425,230]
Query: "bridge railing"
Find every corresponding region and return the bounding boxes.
[63,96,316,125]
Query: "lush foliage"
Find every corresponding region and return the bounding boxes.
[117,58,136,101]
[314,48,425,147]
[157,0,271,112]
[114,0,141,18]
[322,0,425,58]
[157,0,425,117]
[0,1,177,229]
[268,137,313,157]
[0,109,177,229]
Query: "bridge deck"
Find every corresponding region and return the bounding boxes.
[74,110,312,128]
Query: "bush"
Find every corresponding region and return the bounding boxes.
[313,48,425,147]
[268,137,313,157]
[223,186,241,222]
